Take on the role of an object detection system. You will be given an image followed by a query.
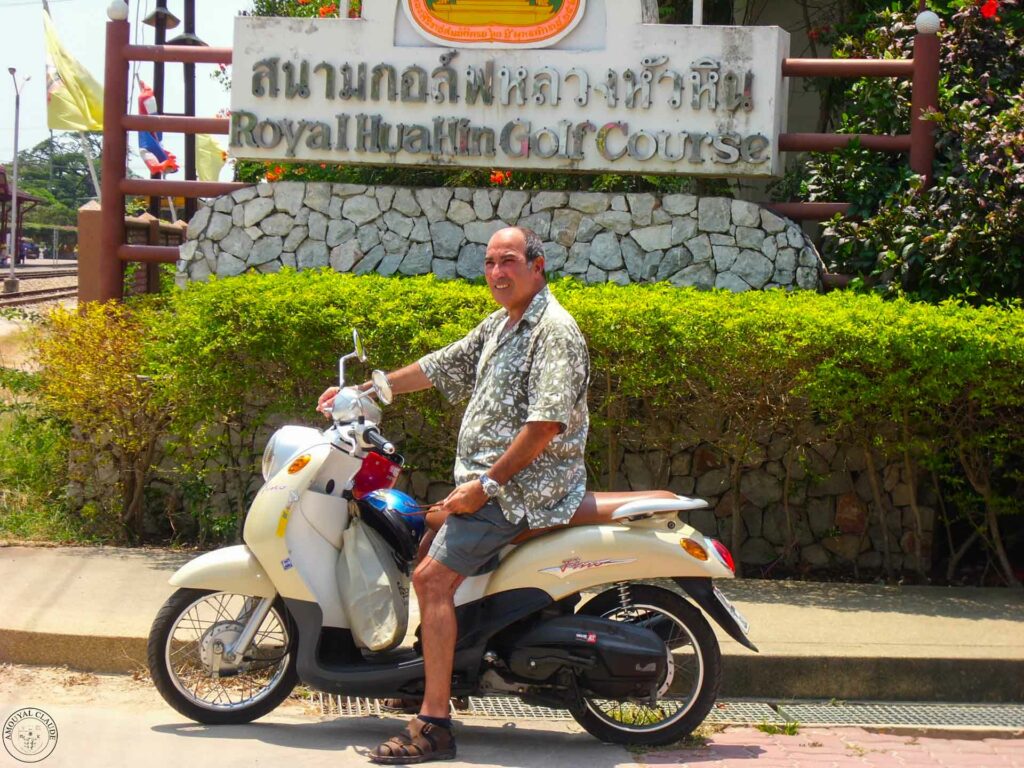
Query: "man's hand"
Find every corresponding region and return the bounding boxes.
[316,386,341,418]
[435,480,488,516]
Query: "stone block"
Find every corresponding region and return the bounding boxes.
[453,187,472,202]
[736,226,765,249]
[392,188,422,217]
[414,188,453,223]
[733,250,774,288]
[569,192,609,214]
[232,186,258,204]
[807,496,835,537]
[623,452,654,490]
[357,226,381,252]
[382,231,409,254]
[761,209,787,233]
[796,266,820,291]
[589,232,623,270]
[354,244,386,274]
[551,209,582,247]
[585,265,608,283]
[801,544,830,566]
[662,194,697,216]
[399,242,433,275]
[740,470,783,506]
[713,245,740,272]
[809,470,849,497]
[206,212,233,241]
[243,197,275,228]
[465,219,508,244]
[343,195,382,226]
[296,239,329,269]
[565,243,590,274]
[669,476,697,495]
[497,190,530,222]
[835,492,868,534]
[432,258,458,280]
[430,221,465,260]
[576,217,601,243]
[410,217,430,243]
[732,199,762,228]
[823,533,868,561]
[330,241,361,272]
[308,211,328,241]
[472,189,494,219]
[712,272,753,292]
[303,183,332,213]
[216,253,247,277]
[219,228,253,258]
[697,468,731,497]
[249,235,283,266]
[656,247,690,282]
[633,224,674,252]
[741,506,764,538]
[685,234,712,263]
[671,216,697,246]
[671,262,715,290]
[542,243,568,271]
[518,211,552,240]
[333,183,367,197]
[652,209,671,225]
[594,210,634,235]
[608,270,630,286]
[283,226,309,253]
[383,210,414,238]
[456,243,486,279]
[376,186,396,211]
[622,237,646,281]
[610,195,628,212]
[698,197,732,232]
[532,191,568,212]
[741,537,777,565]
[273,182,305,215]
[626,193,656,226]
[376,247,406,276]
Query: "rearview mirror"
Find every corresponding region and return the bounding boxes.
[353,329,366,362]
[372,369,393,406]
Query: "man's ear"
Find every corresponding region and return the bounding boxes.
[533,255,546,275]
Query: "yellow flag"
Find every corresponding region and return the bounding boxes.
[44,9,104,131]
[196,134,228,182]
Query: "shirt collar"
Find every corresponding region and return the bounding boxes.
[518,284,551,328]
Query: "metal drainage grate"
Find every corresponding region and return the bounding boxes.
[317,696,1024,729]
[776,702,1024,729]
[318,696,782,724]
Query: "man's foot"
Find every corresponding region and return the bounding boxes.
[369,717,456,764]
[380,698,421,714]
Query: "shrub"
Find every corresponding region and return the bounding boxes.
[30,272,1024,583]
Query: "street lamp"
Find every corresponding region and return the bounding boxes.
[5,67,30,294]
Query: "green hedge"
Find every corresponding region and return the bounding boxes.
[27,271,1024,583]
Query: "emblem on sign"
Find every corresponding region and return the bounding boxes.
[403,0,587,48]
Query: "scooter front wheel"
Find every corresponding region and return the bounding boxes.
[148,588,298,724]
[573,585,721,746]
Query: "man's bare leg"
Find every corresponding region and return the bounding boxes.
[412,556,464,718]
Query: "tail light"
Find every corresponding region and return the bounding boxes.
[709,538,736,574]
[351,451,402,499]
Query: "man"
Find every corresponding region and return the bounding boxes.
[318,226,589,764]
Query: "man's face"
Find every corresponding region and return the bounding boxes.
[484,229,544,311]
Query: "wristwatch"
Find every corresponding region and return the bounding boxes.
[479,473,501,498]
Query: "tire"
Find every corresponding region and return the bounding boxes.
[147,588,299,725]
[572,584,722,746]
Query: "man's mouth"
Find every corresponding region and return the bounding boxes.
[494,281,511,290]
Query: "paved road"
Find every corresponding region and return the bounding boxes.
[1,666,1021,768]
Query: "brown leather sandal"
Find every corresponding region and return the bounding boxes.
[369,717,456,765]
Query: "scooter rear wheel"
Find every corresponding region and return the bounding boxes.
[573,584,721,746]
[148,588,298,724]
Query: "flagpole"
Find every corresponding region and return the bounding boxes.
[77,131,101,200]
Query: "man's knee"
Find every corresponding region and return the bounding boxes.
[413,558,461,600]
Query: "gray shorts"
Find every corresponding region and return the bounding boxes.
[427,502,528,577]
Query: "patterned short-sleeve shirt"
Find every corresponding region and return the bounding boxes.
[418,285,590,528]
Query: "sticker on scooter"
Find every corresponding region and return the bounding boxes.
[539,556,637,578]
[276,506,291,537]
[281,557,293,570]
[575,632,598,644]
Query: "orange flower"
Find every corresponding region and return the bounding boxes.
[489,170,513,185]
[297,0,310,4]
[319,3,338,17]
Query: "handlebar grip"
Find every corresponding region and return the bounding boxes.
[364,427,396,455]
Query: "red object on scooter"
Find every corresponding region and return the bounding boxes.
[351,451,402,499]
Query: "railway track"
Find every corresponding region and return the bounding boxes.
[0,286,78,308]
[2,268,78,280]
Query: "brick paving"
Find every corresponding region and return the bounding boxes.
[642,726,1024,767]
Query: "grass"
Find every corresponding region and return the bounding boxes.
[756,720,801,735]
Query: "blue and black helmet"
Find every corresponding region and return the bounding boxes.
[358,489,425,563]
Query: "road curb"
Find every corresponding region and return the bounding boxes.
[4,627,1022,704]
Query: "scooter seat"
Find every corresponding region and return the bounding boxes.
[510,490,679,545]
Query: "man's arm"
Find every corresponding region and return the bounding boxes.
[316,362,433,414]
[439,421,562,515]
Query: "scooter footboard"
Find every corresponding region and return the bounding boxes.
[169,544,277,598]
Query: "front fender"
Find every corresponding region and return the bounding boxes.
[169,545,277,598]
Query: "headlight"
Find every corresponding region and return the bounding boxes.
[261,426,323,481]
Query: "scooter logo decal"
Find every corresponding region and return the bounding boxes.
[575,632,598,644]
[281,557,293,571]
[539,556,637,578]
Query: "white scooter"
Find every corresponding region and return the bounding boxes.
[148,331,755,746]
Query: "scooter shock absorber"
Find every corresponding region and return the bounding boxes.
[615,581,634,616]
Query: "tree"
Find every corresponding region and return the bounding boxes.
[3,134,102,227]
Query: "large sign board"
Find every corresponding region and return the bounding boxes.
[230,0,790,177]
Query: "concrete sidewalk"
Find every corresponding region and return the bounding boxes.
[0,545,1021,702]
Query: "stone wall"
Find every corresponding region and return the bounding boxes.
[177,182,825,292]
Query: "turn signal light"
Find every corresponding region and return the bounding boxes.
[680,538,709,561]
[710,538,736,573]
[287,454,312,474]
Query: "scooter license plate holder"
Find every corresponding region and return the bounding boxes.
[712,586,750,636]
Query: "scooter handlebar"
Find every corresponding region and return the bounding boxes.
[362,426,396,456]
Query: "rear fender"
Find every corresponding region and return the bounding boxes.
[169,545,277,598]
